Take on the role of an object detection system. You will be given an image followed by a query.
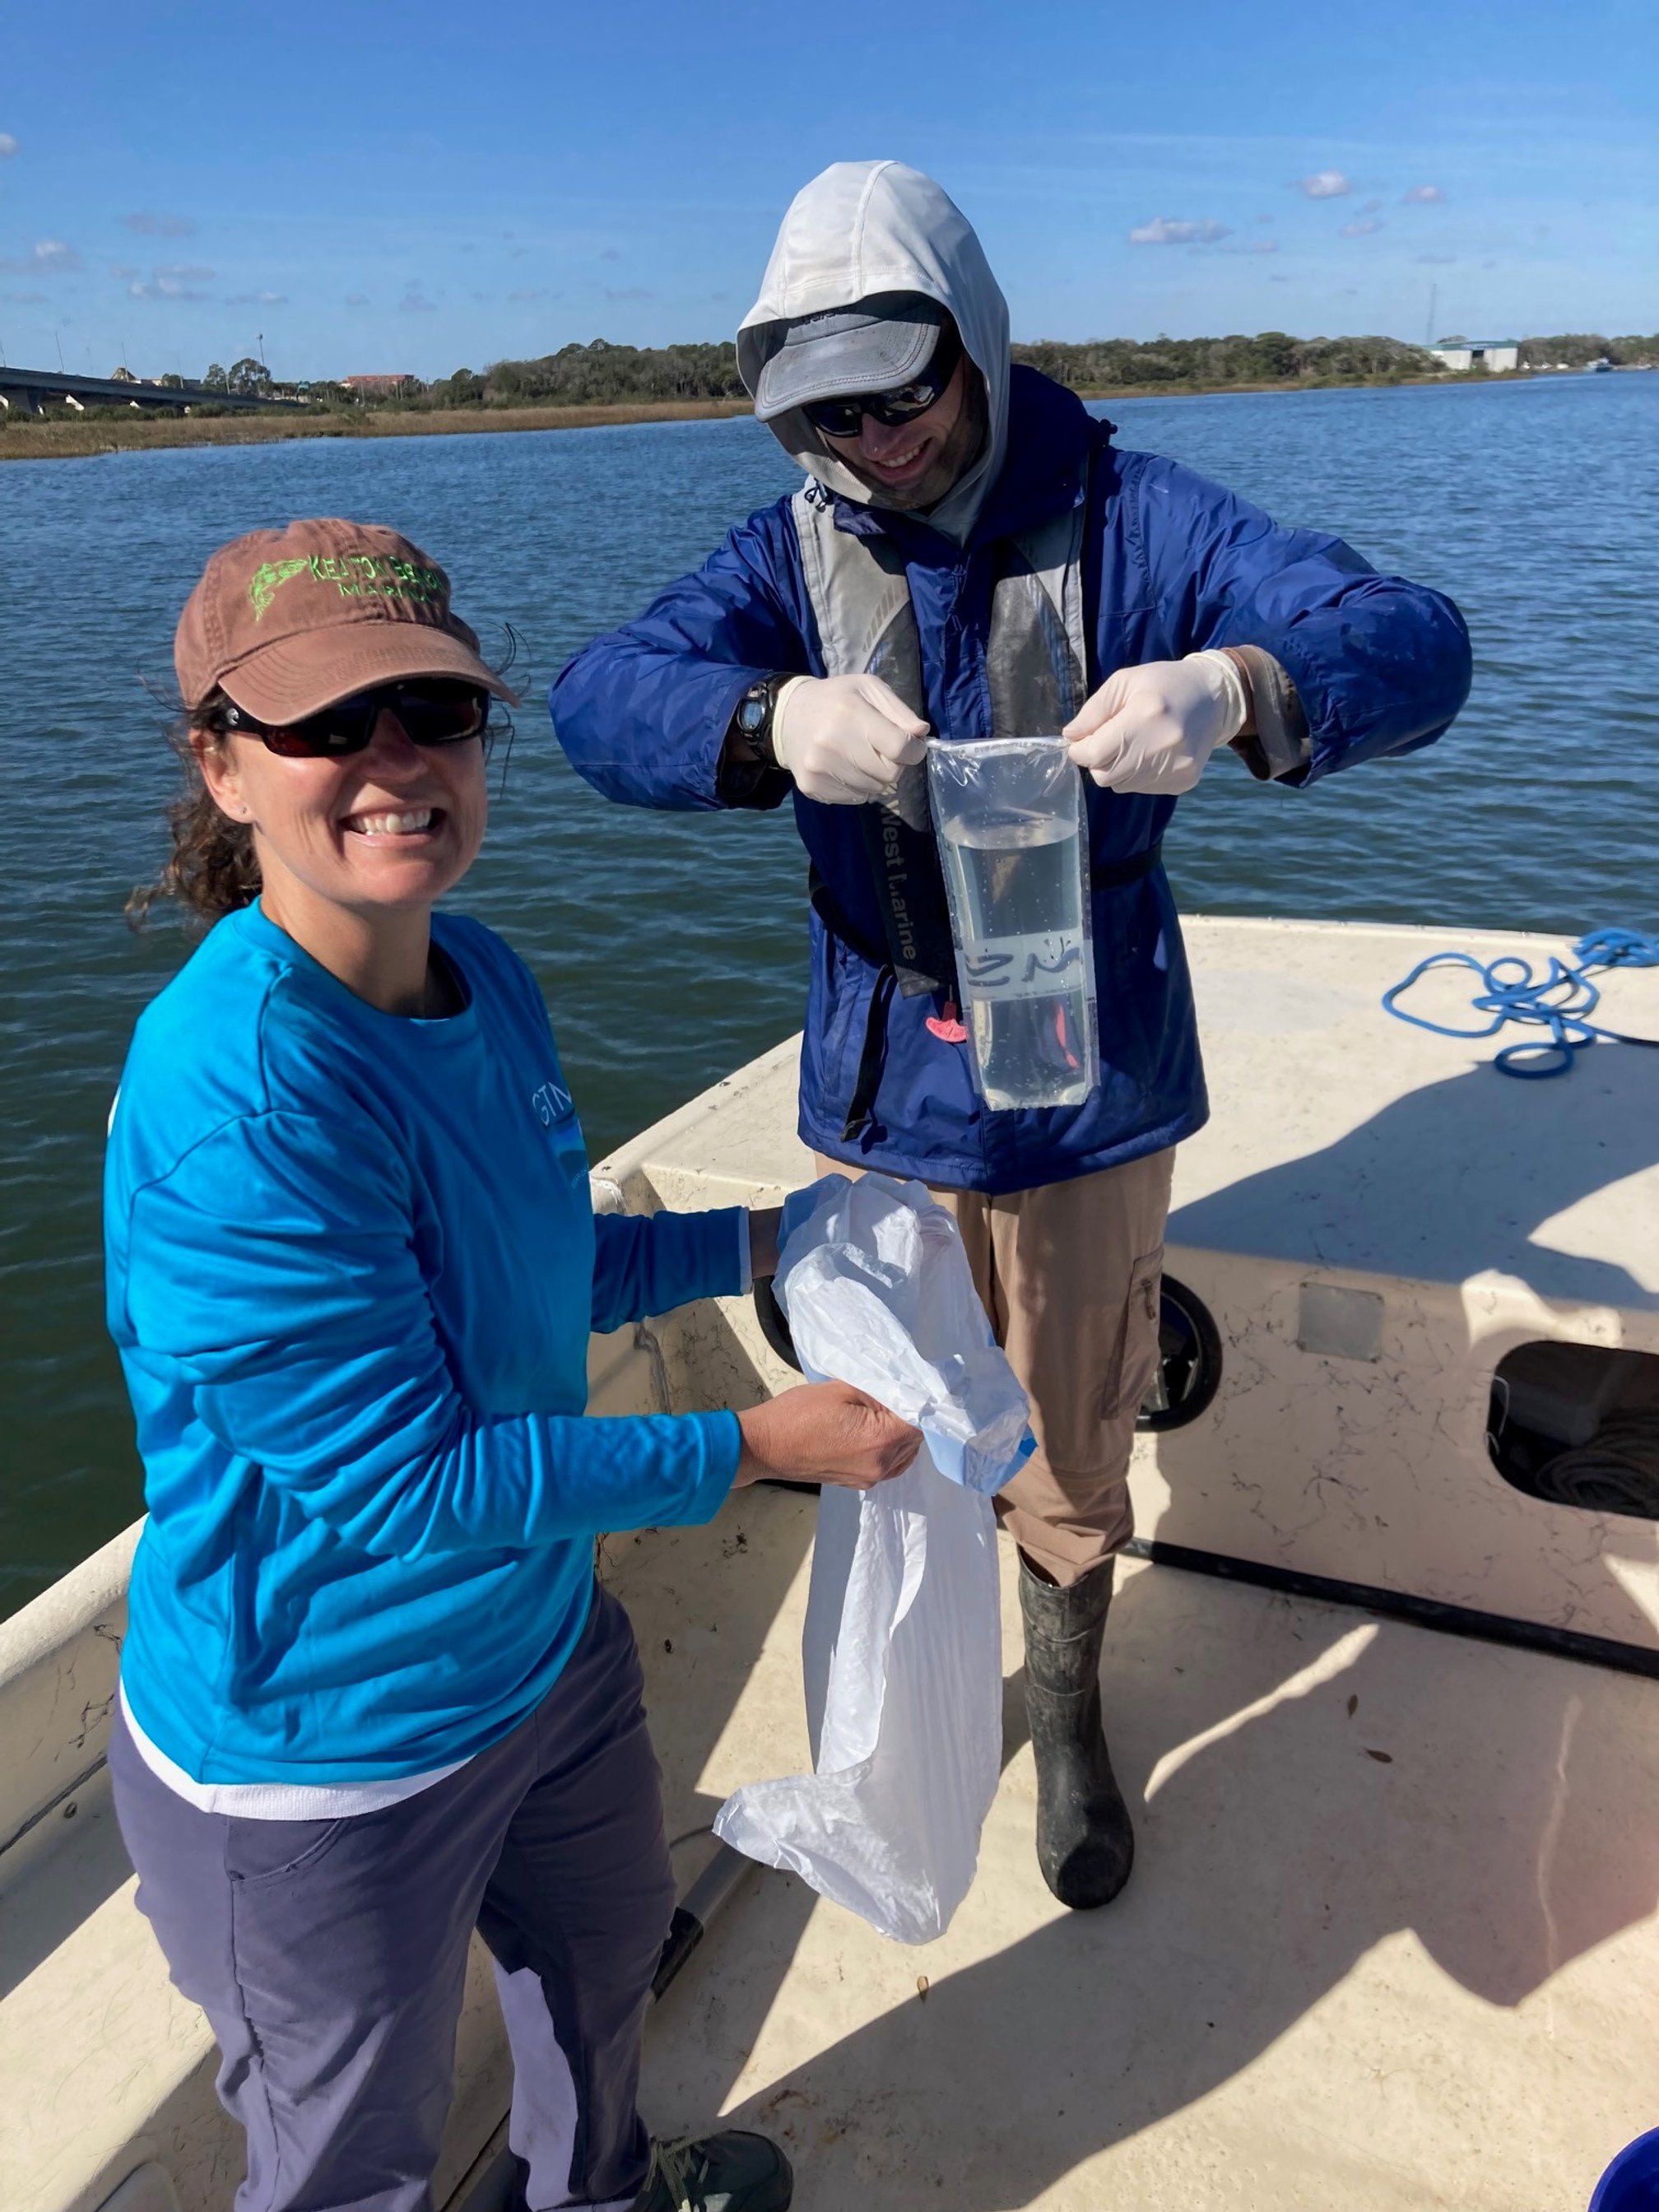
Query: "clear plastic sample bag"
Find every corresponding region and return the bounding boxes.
[713,1173,1034,1945]
[927,736,1098,1111]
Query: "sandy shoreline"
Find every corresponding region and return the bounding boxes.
[0,371,1505,462]
[0,397,758,462]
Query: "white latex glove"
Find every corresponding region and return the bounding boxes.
[772,674,930,805]
[1063,651,1248,795]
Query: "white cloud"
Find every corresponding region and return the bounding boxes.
[22,239,82,272]
[1127,216,1232,245]
[122,263,216,301]
[0,133,17,158]
[1340,219,1383,237]
[1403,184,1446,205]
[1362,198,1382,213]
[227,290,286,304]
[1,239,81,273]
[124,211,197,238]
[1295,170,1350,198]
[129,263,215,300]
[109,262,139,280]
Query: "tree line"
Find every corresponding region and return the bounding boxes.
[12,328,1654,434]
[1015,331,1441,388]
[201,359,275,396]
[318,329,1657,411]
[1516,333,1657,368]
[339,332,1442,408]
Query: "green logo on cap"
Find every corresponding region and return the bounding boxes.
[249,551,448,620]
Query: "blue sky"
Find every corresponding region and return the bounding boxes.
[1,0,1653,383]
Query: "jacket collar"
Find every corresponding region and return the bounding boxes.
[826,366,1104,561]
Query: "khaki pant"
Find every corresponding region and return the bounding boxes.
[816,1147,1175,1587]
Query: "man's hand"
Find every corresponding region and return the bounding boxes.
[1063,651,1248,795]
[735,1380,923,1492]
[773,674,930,804]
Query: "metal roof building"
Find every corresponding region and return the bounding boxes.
[1429,339,1521,373]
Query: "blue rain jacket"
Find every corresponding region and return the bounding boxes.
[551,369,1471,1192]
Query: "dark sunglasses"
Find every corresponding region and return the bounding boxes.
[802,325,963,439]
[216,679,490,759]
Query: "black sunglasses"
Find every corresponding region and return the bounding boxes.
[216,679,490,759]
[802,325,963,440]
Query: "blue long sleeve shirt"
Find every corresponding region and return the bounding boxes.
[105,904,746,1786]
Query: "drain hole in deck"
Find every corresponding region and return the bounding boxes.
[1488,1342,1659,1517]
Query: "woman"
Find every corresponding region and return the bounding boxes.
[105,517,919,2212]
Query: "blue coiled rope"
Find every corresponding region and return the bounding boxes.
[1382,928,1659,1079]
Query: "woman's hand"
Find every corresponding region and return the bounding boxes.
[748,1206,783,1281]
[735,1382,922,1492]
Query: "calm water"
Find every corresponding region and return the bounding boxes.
[2,373,1655,1614]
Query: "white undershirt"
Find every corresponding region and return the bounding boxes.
[118,1683,471,1819]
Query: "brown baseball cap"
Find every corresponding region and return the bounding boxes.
[174,517,518,722]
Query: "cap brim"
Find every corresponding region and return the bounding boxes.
[754,317,941,422]
[218,624,520,723]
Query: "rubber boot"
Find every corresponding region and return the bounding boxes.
[1019,1553,1135,1909]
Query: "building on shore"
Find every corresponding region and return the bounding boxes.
[1429,338,1520,373]
[342,374,419,400]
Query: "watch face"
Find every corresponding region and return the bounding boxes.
[739,695,767,732]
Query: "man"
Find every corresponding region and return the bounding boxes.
[551,160,1471,1912]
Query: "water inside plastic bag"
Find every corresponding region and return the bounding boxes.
[928,737,1098,1111]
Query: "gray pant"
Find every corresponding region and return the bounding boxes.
[110,1582,675,2212]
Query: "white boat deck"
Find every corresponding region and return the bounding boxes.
[4,913,1657,2212]
[616,1489,1659,2212]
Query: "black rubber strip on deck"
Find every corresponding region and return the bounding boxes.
[1123,1536,1659,1682]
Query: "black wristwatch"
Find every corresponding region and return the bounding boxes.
[731,675,785,766]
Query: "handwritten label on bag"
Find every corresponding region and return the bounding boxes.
[959,930,1087,1004]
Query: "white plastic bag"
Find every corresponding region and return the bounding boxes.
[713,1173,1034,1944]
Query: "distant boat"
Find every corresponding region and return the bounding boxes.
[1588,357,1615,373]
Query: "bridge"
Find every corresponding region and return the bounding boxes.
[0,366,304,415]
